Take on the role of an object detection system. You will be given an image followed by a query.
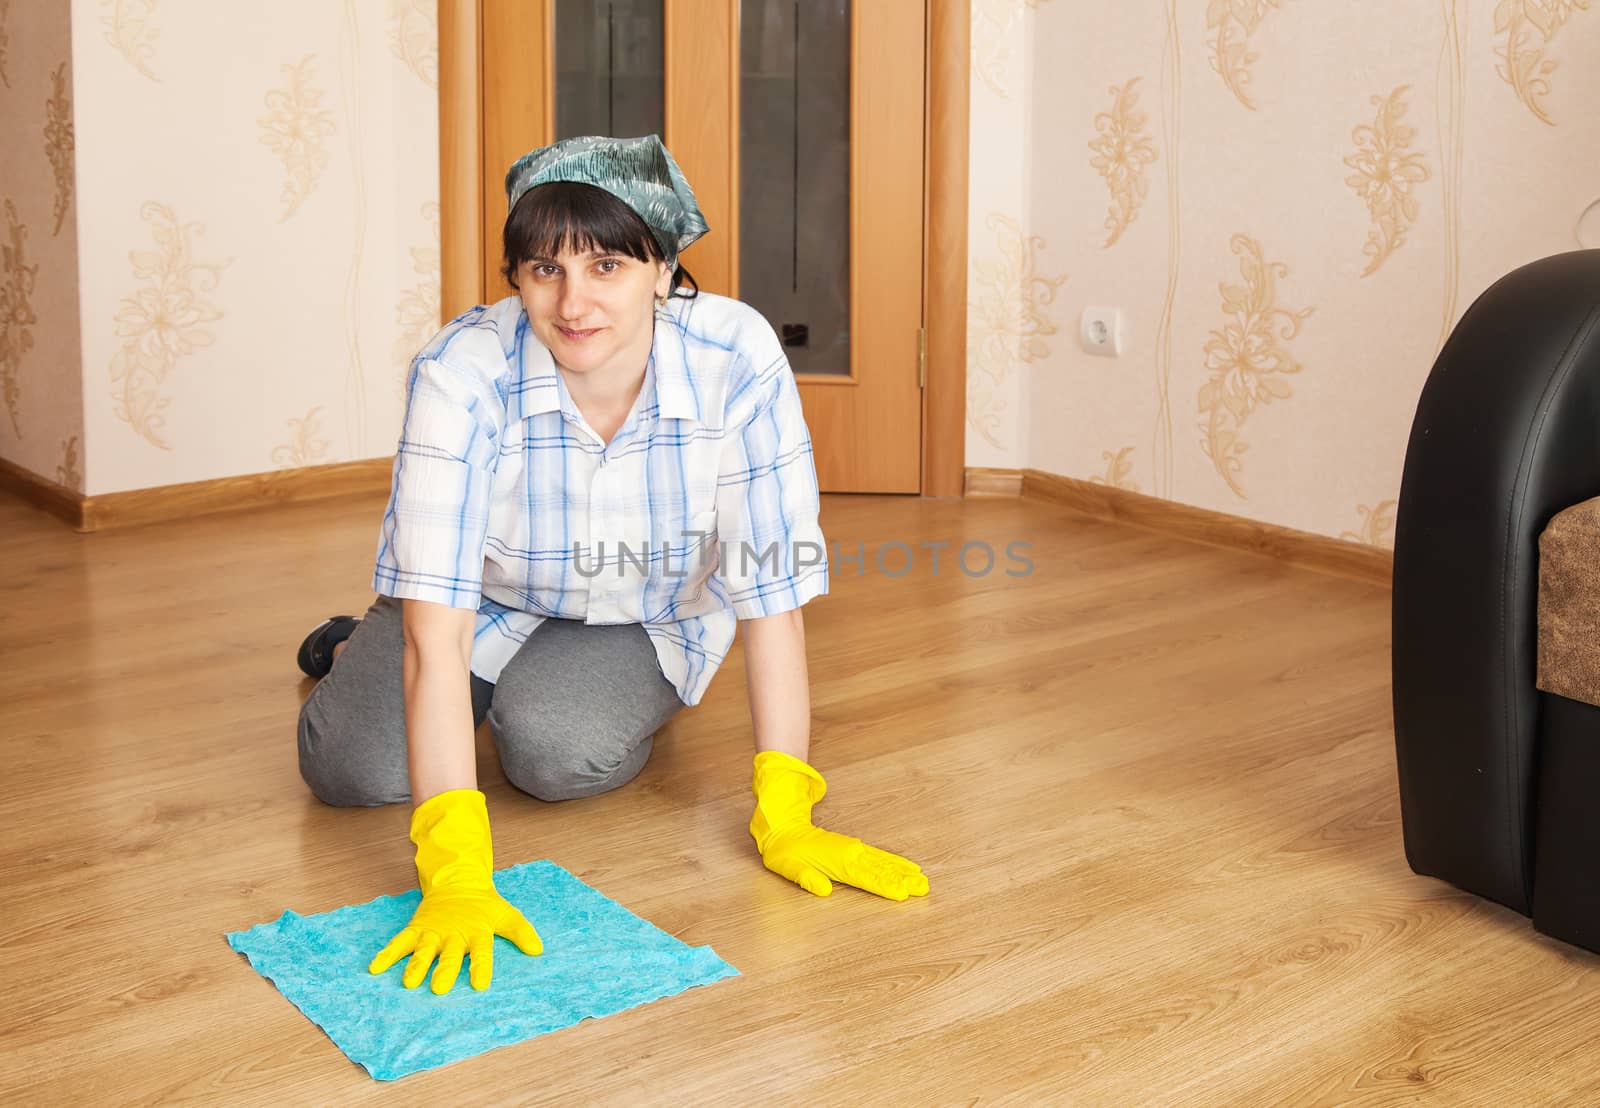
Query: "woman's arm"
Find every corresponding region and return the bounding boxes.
[401,598,479,804]
[741,606,928,901]
[741,607,811,762]
[371,597,544,997]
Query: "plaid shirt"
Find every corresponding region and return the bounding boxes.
[372,292,829,707]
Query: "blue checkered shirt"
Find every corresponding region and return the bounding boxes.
[372,292,830,707]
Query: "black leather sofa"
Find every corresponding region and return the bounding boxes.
[1392,248,1600,953]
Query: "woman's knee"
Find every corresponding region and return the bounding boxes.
[297,691,410,808]
[293,596,413,807]
[490,710,655,802]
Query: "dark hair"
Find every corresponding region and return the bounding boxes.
[501,180,699,299]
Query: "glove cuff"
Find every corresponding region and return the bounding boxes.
[749,752,827,853]
[410,788,494,894]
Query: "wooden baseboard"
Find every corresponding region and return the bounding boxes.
[963,466,1024,497]
[0,455,84,529]
[0,457,394,533]
[965,466,1393,588]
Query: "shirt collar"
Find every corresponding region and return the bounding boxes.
[512,314,562,418]
[648,302,702,424]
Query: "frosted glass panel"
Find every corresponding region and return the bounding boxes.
[740,0,851,375]
[554,1,664,141]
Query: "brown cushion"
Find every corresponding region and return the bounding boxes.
[1538,496,1600,708]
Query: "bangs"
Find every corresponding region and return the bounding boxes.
[503,181,663,273]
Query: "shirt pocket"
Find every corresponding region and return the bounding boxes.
[684,506,718,549]
[657,507,716,578]
[641,507,716,620]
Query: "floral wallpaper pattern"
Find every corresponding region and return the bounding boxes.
[1343,86,1429,277]
[44,62,74,236]
[1088,446,1140,492]
[1341,500,1398,548]
[259,56,336,222]
[1493,0,1591,124]
[1,199,36,437]
[109,203,227,451]
[0,1,438,497]
[394,201,441,379]
[56,435,82,491]
[272,406,332,468]
[1197,235,1313,499]
[1206,0,1291,110]
[388,0,437,89]
[970,0,1595,546]
[972,0,1055,99]
[1089,77,1157,249]
[968,213,1068,451]
[0,1,11,90]
[99,0,160,82]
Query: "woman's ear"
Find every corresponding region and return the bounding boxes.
[655,261,673,300]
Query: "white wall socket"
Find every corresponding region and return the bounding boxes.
[1080,306,1123,357]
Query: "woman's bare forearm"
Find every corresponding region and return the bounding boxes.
[401,599,479,805]
[741,607,811,761]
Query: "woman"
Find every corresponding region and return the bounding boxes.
[294,135,929,997]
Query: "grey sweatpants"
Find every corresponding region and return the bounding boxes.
[296,595,686,807]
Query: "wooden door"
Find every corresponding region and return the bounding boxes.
[477,0,926,494]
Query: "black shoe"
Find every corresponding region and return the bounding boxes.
[297,615,361,678]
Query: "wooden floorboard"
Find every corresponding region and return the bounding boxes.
[2,488,1595,1105]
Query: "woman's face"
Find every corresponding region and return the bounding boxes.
[517,247,672,381]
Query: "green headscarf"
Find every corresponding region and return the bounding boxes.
[504,134,710,269]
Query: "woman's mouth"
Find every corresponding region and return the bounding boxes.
[556,325,602,341]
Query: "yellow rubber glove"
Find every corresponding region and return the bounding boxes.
[749,750,930,901]
[367,788,543,994]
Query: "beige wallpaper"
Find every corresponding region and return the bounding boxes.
[0,0,86,492]
[966,0,1041,470]
[7,0,1592,530]
[969,0,1600,548]
[0,0,440,498]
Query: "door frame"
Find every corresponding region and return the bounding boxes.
[437,0,968,497]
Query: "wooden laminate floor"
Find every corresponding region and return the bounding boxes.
[2,489,1596,1105]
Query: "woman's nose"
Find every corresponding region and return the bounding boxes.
[557,277,592,320]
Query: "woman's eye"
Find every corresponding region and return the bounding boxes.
[530,264,557,278]
[597,259,620,274]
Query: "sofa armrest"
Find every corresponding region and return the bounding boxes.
[1537,496,1600,708]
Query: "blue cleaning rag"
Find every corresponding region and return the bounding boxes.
[226,860,738,1081]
